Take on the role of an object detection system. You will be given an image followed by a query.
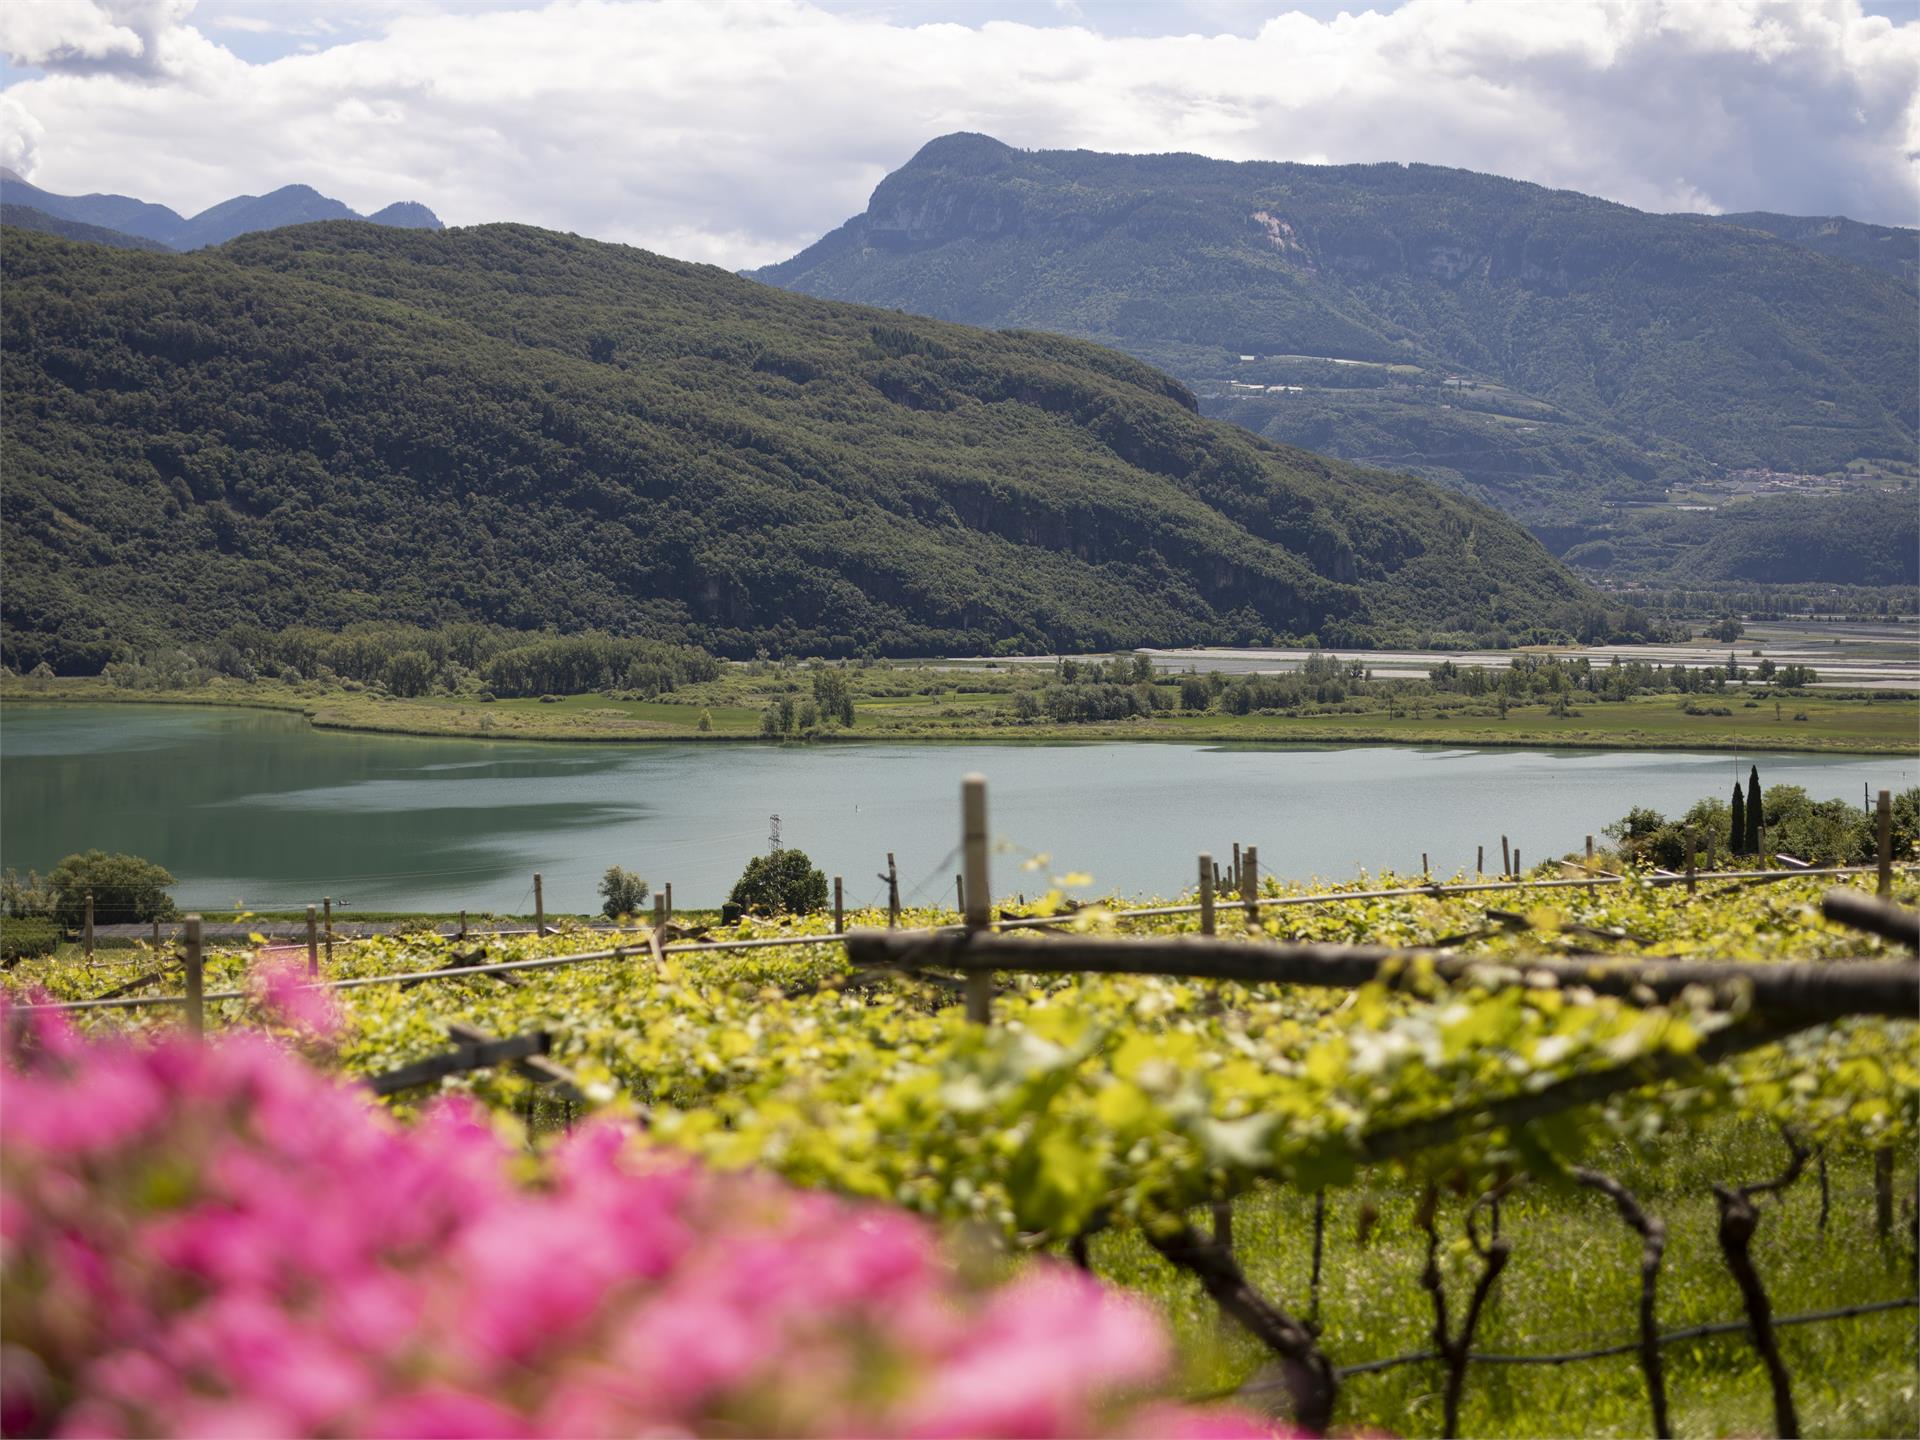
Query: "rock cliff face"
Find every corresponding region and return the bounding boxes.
[754,134,1917,540]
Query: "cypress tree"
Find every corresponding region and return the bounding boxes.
[1745,765,1764,857]
[1730,783,1746,857]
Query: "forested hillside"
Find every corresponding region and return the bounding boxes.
[756,135,1917,551]
[0,204,172,252]
[1681,210,1918,283]
[1561,494,1920,585]
[0,223,1593,673]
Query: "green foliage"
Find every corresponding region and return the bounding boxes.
[598,866,650,920]
[728,848,828,916]
[759,134,1917,570]
[18,870,1910,1242]
[0,916,59,962]
[43,851,178,927]
[480,634,717,699]
[1613,786,1917,869]
[381,649,435,698]
[1,868,54,918]
[811,666,855,727]
[1566,494,1920,587]
[1,222,1591,673]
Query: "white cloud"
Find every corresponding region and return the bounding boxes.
[1,0,1914,267]
[0,0,200,77]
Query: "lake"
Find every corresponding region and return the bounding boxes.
[1,704,1911,914]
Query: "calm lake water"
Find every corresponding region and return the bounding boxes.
[2,704,1912,913]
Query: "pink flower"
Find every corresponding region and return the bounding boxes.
[247,955,344,1042]
[0,1004,1270,1439]
[362,1388,531,1438]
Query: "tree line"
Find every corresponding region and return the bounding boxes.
[51,622,720,700]
[1605,769,1918,870]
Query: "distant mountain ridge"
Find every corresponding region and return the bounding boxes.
[754,135,1918,555]
[1677,210,1918,283]
[0,203,173,251]
[0,170,442,251]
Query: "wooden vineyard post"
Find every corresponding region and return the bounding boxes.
[533,874,545,936]
[323,897,334,966]
[652,893,667,932]
[834,876,844,935]
[1513,848,1522,878]
[1874,1149,1894,1238]
[1198,853,1216,937]
[1242,844,1260,929]
[1477,844,1484,875]
[1585,834,1595,871]
[83,893,94,962]
[886,852,900,928]
[1232,842,1242,894]
[151,916,161,950]
[1685,829,1698,895]
[306,904,319,977]
[955,874,965,914]
[1421,852,1429,878]
[458,909,468,940]
[961,775,992,1024]
[1877,789,1892,897]
[183,915,204,1039]
[1501,834,1511,879]
[664,883,673,922]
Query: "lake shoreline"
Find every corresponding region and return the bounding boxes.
[4,683,1916,756]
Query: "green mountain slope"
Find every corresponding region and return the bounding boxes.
[1678,211,1918,284]
[0,223,1593,673]
[0,203,174,252]
[1560,494,1919,586]
[755,135,1917,543]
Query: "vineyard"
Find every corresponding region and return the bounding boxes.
[4,786,1917,1439]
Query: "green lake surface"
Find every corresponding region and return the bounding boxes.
[2,704,1911,912]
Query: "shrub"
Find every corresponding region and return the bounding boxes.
[728,848,828,916]
[44,851,178,928]
[1,868,54,918]
[0,916,59,962]
[381,648,436,697]
[599,865,650,919]
[0,1007,1257,1439]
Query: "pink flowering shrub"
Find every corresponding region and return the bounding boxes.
[245,951,345,1044]
[0,1005,1269,1439]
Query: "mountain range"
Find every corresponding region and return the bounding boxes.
[0,170,442,251]
[755,135,1918,572]
[0,222,1593,674]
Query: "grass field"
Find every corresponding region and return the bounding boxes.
[1103,1127,1916,1438]
[8,675,1917,755]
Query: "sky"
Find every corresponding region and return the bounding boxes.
[1,0,1916,270]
